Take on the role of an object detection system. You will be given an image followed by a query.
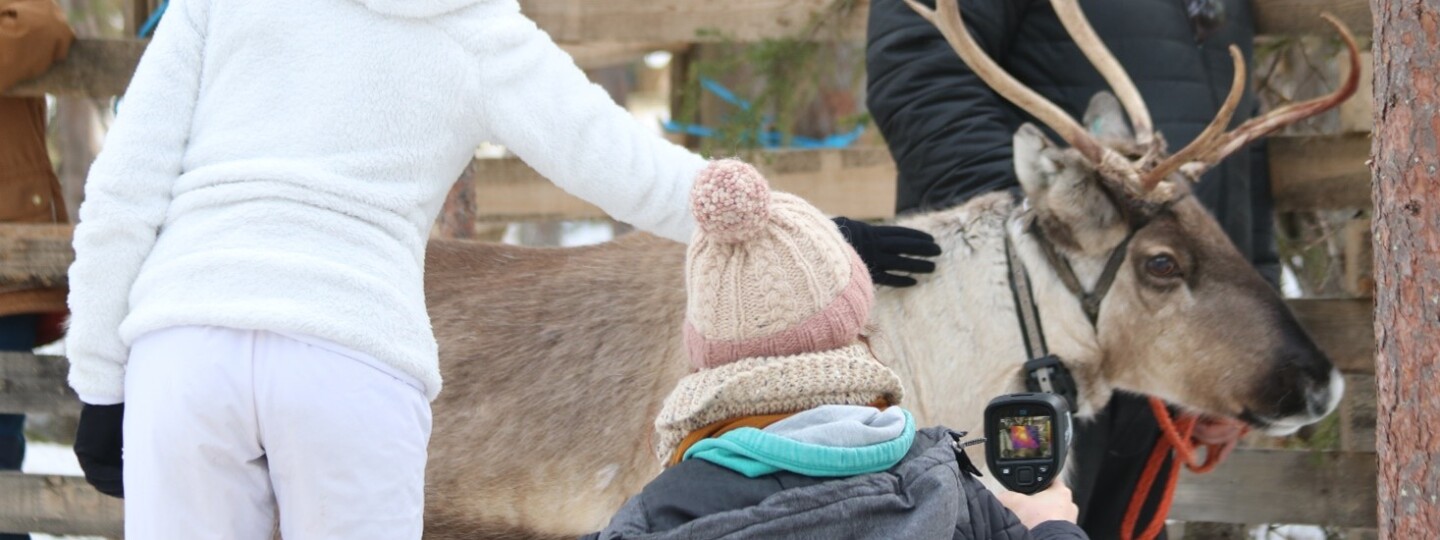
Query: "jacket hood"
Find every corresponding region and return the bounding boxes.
[598,428,999,540]
[353,0,485,18]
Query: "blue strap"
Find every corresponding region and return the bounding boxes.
[137,1,170,38]
[701,78,751,111]
[117,0,170,114]
[664,77,864,149]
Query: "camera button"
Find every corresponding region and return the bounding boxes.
[1016,467,1036,486]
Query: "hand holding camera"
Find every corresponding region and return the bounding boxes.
[996,479,1079,529]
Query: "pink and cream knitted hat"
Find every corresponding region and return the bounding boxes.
[683,160,875,369]
[654,160,904,462]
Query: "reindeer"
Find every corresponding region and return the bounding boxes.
[420,1,1359,537]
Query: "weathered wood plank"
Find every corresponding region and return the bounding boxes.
[3,39,680,98]
[1253,0,1373,37]
[1171,449,1377,528]
[0,472,123,537]
[5,39,145,99]
[0,224,75,290]
[0,449,1376,534]
[1340,373,1377,452]
[518,0,1368,42]
[1288,298,1374,375]
[3,0,1370,98]
[470,147,898,221]
[1269,134,1372,211]
[518,0,867,43]
[0,353,78,416]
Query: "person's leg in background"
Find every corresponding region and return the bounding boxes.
[0,314,39,540]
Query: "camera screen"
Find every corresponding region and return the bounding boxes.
[997,415,1053,460]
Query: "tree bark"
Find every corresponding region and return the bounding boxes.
[1370,1,1440,537]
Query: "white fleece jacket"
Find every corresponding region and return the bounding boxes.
[67,0,709,404]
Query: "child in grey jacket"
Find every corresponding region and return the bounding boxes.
[583,160,1085,539]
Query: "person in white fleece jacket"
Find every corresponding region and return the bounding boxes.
[63,0,942,537]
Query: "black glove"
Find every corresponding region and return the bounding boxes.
[832,217,941,287]
[74,403,125,498]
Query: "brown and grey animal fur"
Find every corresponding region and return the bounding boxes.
[420,113,1340,538]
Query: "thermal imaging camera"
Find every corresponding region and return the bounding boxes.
[984,393,1073,495]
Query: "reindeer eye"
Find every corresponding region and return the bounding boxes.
[1146,255,1181,278]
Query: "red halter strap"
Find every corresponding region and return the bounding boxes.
[1120,397,1247,540]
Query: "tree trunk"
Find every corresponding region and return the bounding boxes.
[1370,1,1440,537]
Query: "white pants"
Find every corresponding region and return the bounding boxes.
[123,326,432,539]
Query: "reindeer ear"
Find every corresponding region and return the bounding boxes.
[1014,123,1061,197]
[1083,92,1134,143]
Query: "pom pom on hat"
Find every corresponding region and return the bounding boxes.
[691,160,771,243]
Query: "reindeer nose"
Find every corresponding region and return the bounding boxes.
[1308,368,1346,418]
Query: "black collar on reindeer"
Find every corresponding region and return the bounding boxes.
[1034,227,1135,326]
[1002,190,1143,413]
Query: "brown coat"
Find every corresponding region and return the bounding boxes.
[1,0,72,329]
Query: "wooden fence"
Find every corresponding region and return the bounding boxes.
[0,0,1378,536]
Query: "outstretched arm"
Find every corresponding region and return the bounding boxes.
[459,6,706,242]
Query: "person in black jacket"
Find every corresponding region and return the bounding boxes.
[866,0,1274,538]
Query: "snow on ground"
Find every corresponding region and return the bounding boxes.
[1251,524,1331,540]
[20,441,81,476]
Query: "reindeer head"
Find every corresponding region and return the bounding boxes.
[906,0,1359,434]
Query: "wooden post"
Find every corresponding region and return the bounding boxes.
[667,45,698,149]
[1370,0,1440,536]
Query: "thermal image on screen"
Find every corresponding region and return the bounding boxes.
[997,415,1053,460]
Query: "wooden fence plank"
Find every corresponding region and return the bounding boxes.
[0,472,123,537]
[1289,298,1374,375]
[0,224,75,290]
[0,353,78,416]
[1171,449,1377,528]
[3,39,681,98]
[467,135,1366,218]
[470,147,898,221]
[5,39,144,99]
[518,0,867,43]
[0,449,1374,534]
[1252,0,1373,37]
[1270,134,1372,211]
[1340,374,1377,451]
[2,0,1371,98]
[518,0,1368,42]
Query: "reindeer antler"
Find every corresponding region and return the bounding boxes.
[905,1,1360,199]
[1050,0,1153,148]
[901,0,1140,187]
[1191,14,1361,171]
[1141,46,1247,190]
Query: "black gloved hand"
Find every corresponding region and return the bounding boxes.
[832,217,941,287]
[74,403,125,498]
